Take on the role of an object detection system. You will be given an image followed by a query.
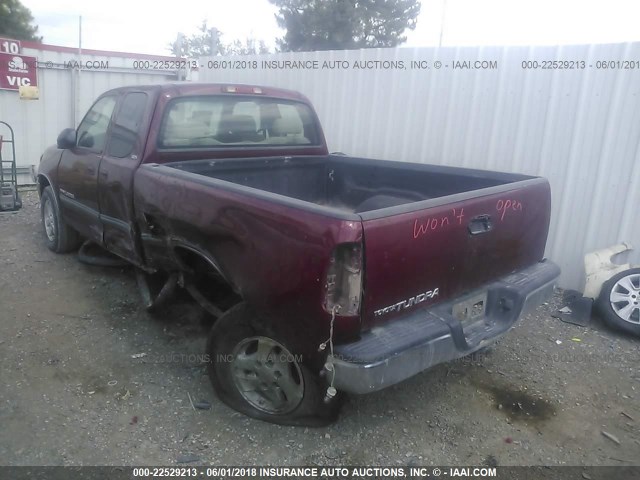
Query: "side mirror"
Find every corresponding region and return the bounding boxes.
[57,128,77,149]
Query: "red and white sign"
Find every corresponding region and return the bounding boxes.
[0,38,21,54]
[0,52,38,91]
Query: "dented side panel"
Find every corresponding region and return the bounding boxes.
[133,164,363,352]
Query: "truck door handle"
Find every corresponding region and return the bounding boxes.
[468,214,493,235]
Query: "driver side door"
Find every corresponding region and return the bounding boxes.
[57,95,118,242]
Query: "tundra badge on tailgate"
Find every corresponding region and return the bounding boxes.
[374,288,440,317]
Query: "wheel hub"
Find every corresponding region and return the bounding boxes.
[231,336,304,414]
[609,273,640,324]
[43,200,56,241]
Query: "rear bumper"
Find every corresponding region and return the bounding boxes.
[326,260,560,394]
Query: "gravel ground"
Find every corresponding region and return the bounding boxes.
[1,190,639,467]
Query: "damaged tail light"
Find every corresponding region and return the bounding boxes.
[324,243,363,316]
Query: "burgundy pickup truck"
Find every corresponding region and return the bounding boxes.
[37,83,559,425]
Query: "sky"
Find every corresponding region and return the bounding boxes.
[20,0,640,56]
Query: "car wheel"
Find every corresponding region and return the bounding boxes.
[597,268,640,337]
[40,186,81,253]
[206,303,342,426]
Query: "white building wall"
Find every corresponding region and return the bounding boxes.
[199,44,640,290]
[0,43,178,183]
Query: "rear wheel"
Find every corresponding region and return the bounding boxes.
[40,186,81,253]
[206,303,341,426]
[597,268,640,337]
[231,335,304,414]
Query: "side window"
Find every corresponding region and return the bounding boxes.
[77,96,117,152]
[107,93,148,158]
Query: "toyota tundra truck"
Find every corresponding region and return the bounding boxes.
[37,83,560,425]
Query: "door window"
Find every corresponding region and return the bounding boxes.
[108,92,148,158]
[76,96,117,152]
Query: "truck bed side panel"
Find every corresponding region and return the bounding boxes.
[133,164,363,352]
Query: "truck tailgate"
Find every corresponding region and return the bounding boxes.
[360,178,551,328]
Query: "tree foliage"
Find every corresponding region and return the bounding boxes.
[0,0,42,42]
[223,37,270,56]
[269,0,420,52]
[169,21,269,57]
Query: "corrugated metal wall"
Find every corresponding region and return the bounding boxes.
[0,45,176,184]
[199,44,640,290]
[1,43,638,290]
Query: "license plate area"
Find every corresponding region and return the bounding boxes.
[452,292,487,327]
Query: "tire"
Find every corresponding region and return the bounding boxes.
[206,303,342,426]
[40,186,81,253]
[596,268,640,337]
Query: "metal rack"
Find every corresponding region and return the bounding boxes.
[0,121,22,211]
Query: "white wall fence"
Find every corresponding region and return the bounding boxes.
[0,43,178,184]
[200,44,640,290]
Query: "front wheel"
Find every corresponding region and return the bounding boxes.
[206,303,342,426]
[597,268,640,337]
[40,186,81,253]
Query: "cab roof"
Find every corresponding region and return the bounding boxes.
[102,83,310,103]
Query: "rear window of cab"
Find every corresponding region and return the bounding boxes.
[158,96,321,149]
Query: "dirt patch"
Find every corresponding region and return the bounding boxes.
[475,380,556,425]
[1,190,639,466]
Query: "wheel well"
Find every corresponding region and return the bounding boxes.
[174,246,223,278]
[38,175,51,195]
[173,246,242,312]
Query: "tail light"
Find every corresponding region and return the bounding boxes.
[324,243,363,316]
